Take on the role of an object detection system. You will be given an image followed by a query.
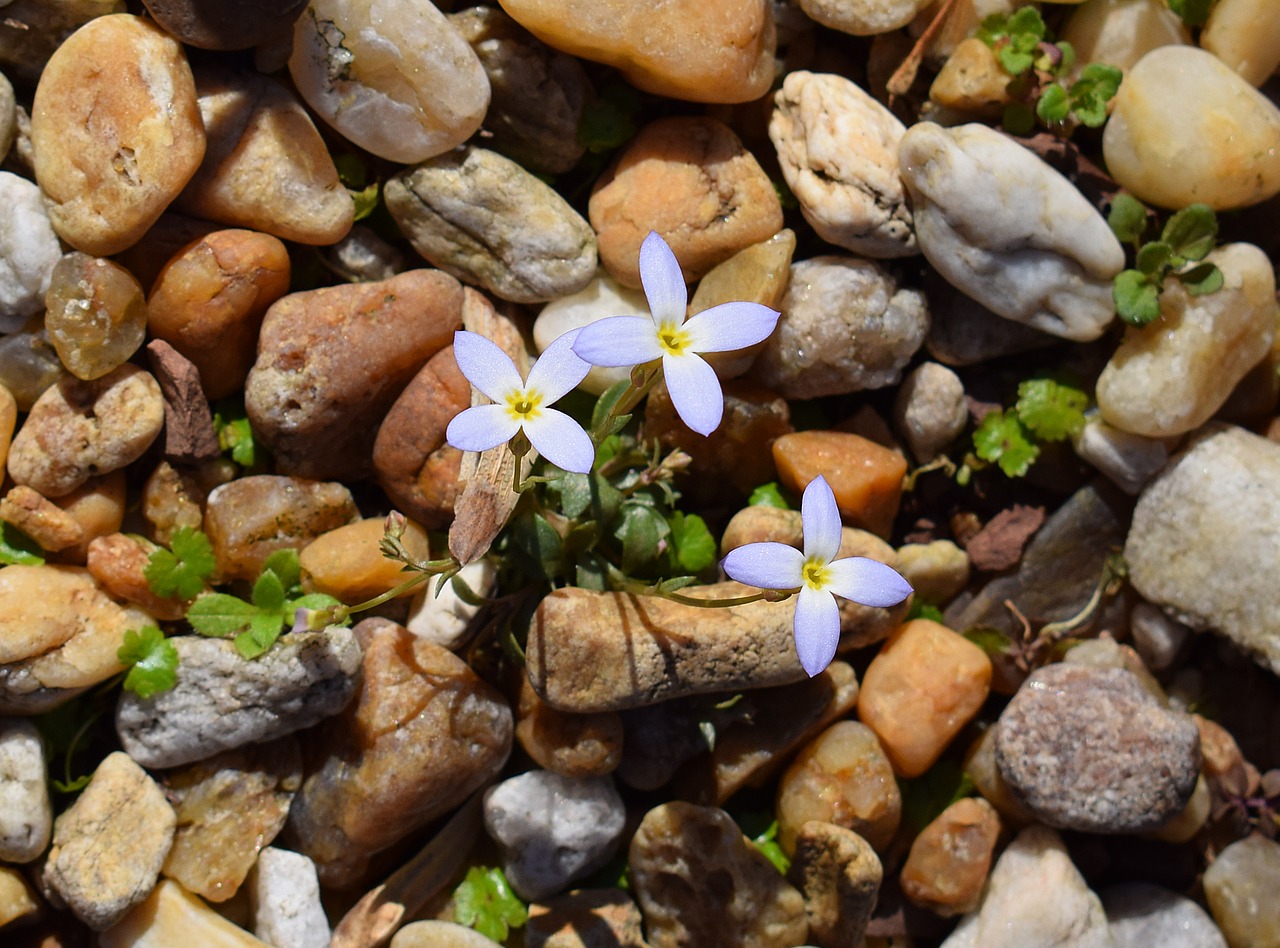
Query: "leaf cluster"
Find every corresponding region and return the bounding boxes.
[972,376,1090,478]
[452,866,528,943]
[144,526,216,600]
[1168,0,1215,27]
[117,626,179,698]
[1109,197,1224,326]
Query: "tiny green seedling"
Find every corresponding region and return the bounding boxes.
[117,626,179,698]
[1109,196,1224,326]
[452,866,528,943]
[970,376,1090,478]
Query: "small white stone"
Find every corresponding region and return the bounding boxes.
[1072,411,1170,495]
[0,171,62,332]
[799,0,933,36]
[0,719,51,862]
[405,559,494,650]
[533,273,651,395]
[893,362,967,462]
[250,847,330,948]
[1201,0,1280,86]
[1104,881,1227,948]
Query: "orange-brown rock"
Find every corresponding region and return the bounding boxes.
[900,796,1001,916]
[298,516,432,604]
[773,430,907,537]
[515,677,624,778]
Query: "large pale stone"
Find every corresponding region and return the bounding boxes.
[100,879,270,947]
[899,121,1123,341]
[0,172,62,330]
[1203,834,1280,948]
[1060,0,1189,74]
[1201,0,1280,86]
[799,0,933,35]
[1102,45,1280,209]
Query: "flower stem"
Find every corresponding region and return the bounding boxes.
[591,362,663,444]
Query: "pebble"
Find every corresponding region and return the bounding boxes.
[483,770,627,900]
[160,741,301,903]
[629,801,808,948]
[893,362,968,462]
[0,171,62,330]
[1128,602,1193,675]
[894,540,970,605]
[1060,0,1190,74]
[203,475,358,583]
[288,0,489,164]
[1103,881,1227,948]
[770,71,916,258]
[1202,833,1280,948]
[1096,243,1277,438]
[532,274,655,395]
[776,721,901,854]
[7,363,164,498]
[928,37,1012,116]
[589,116,783,287]
[515,677,623,779]
[178,68,354,247]
[1102,46,1280,209]
[1072,412,1171,496]
[525,888,648,948]
[941,824,1111,948]
[392,920,502,948]
[319,225,406,284]
[249,847,330,948]
[0,564,154,714]
[31,14,206,256]
[298,516,430,604]
[899,121,1124,341]
[141,0,308,50]
[0,383,12,472]
[385,146,597,303]
[44,751,177,931]
[857,619,992,777]
[788,821,881,947]
[449,6,589,175]
[114,628,362,769]
[527,583,808,713]
[245,269,463,480]
[99,878,270,948]
[901,797,1001,917]
[1126,426,1280,676]
[499,0,775,103]
[1201,0,1280,86]
[771,430,908,537]
[406,560,495,651]
[925,289,1057,367]
[0,484,84,553]
[0,70,13,161]
[286,618,512,886]
[751,256,929,399]
[44,252,148,381]
[0,718,52,863]
[0,864,38,929]
[146,229,291,402]
[994,663,1201,832]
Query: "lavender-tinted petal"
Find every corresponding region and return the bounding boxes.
[664,352,723,436]
[801,475,842,564]
[638,231,687,324]
[528,327,590,403]
[722,541,805,589]
[794,586,840,677]
[446,404,519,454]
[825,556,914,608]
[572,316,664,367]
[452,330,522,403]
[683,301,781,353]
[523,407,596,474]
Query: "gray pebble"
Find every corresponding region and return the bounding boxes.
[1103,882,1227,948]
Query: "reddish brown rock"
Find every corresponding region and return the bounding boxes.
[145,339,220,463]
[516,677,624,779]
[899,797,1001,916]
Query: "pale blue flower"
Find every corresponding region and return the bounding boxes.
[571,231,780,436]
[447,328,595,474]
[721,476,913,677]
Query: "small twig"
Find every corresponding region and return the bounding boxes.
[887,0,963,99]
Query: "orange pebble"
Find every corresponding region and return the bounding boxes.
[772,430,906,537]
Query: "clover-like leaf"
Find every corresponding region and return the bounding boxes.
[973,409,1040,478]
[452,866,528,943]
[1113,269,1162,326]
[1107,194,1148,245]
[1015,377,1089,442]
[1135,241,1173,275]
[1162,203,1218,262]
[117,626,179,699]
[1177,261,1225,296]
[748,482,793,509]
[669,511,716,574]
[212,399,258,468]
[1069,62,1121,127]
[144,527,216,600]
[1036,82,1070,123]
[261,548,302,592]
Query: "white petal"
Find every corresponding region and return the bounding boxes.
[523,407,596,474]
[528,327,590,403]
[572,316,664,367]
[794,586,840,677]
[801,475,842,565]
[452,330,522,404]
[663,352,723,436]
[683,301,781,353]
[825,557,914,608]
[446,404,519,453]
[639,231,688,324]
[722,541,804,589]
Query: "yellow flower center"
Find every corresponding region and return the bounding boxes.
[656,320,692,356]
[505,388,542,422]
[801,557,830,591]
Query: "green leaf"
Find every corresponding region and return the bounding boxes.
[669,512,717,574]
[288,592,345,616]
[52,773,92,794]
[452,866,528,943]
[1068,62,1121,127]
[186,593,262,638]
[555,472,593,519]
[1035,83,1070,123]
[1168,0,1214,27]
[144,527,215,599]
[251,568,287,614]
[972,410,1039,478]
[349,181,379,222]
[513,511,564,582]
[261,548,301,591]
[1177,261,1224,296]
[1054,40,1076,76]
[907,600,946,623]
[1015,377,1089,442]
[617,503,665,574]
[211,399,258,468]
[1135,240,1173,275]
[1162,203,1217,262]
[748,481,793,509]
[117,626,179,699]
[1107,194,1148,245]
[1113,269,1162,326]
[998,44,1035,76]
[577,79,641,154]
[0,521,44,565]
[1006,5,1045,38]
[234,611,285,660]
[899,759,977,831]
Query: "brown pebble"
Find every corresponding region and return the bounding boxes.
[0,485,83,552]
[298,517,432,605]
[788,821,882,948]
[515,677,623,779]
[964,504,1046,572]
[773,430,907,537]
[87,533,189,622]
[145,340,220,464]
[899,796,1001,916]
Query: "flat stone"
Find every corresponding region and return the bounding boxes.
[0,718,51,862]
[900,797,1001,917]
[298,516,432,604]
[772,430,908,538]
[99,878,270,947]
[1103,881,1227,948]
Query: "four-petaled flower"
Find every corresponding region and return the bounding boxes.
[447,328,595,474]
[721,476,913,677]
[571,231,781,436]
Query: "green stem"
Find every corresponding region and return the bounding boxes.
[335,556,462,622]
[590,362,662,445]
[609,568,796,609]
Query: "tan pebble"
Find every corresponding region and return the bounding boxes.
[1060,0,1190,74]
[499,0,775,103]
[589,116,783,287]
[99,879,270,947]
[789,820,882,947]
[7,364,164,498]
[147,229,291,401]
[299,516,431,604]
[900,796,1001,916]
[720,504,803,554]
[800,0,933,35]
[0,485,84,551]
[53,470,127,565]
[1148,773,1211,843]
[776,720,901,855]
[44,252,149,380]
[31,14,205,255]
[895,539,971,604]
[1195,714,1246,780]
[1201,0,1280,86]
[204,475,358,583]
[515,676,623,778]
[1203,834,1280,948]
[772,430,907,537]
[929,38,1012,114]
[857,619,992,777]
[87,533,189,621]
[178,68,354,246]
[0,864,39,928]
[391,920,502,947]
[0,383,15,472]
[142,461,207,548]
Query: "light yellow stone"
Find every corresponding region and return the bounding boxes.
[1148,774,1211,843]
[299,516,432,604]
[895,540,970,604]
[1203,834,1280,948]
[1060,0,1189,74]
[0,384,16,474]
[929,38,1012,113]
[1201,0,1280,86]
[0,864,38,927]
[100,879,270,947]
